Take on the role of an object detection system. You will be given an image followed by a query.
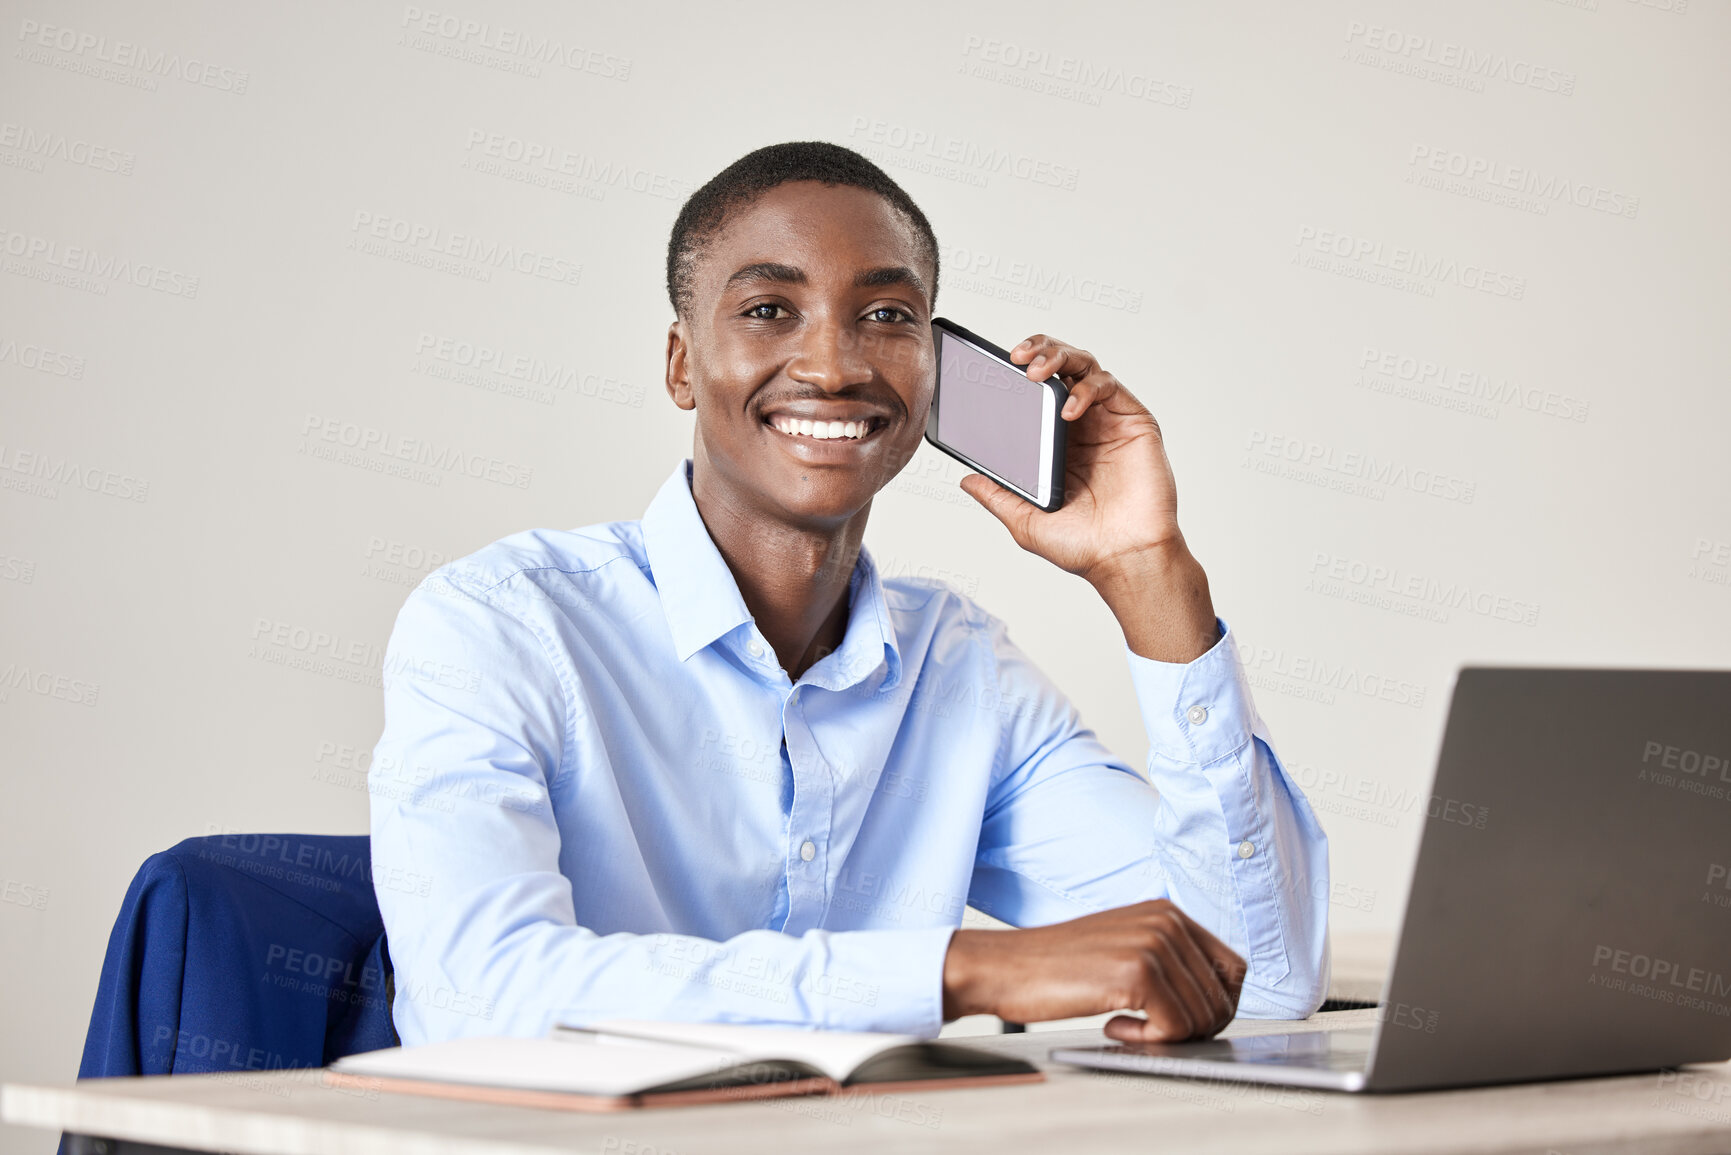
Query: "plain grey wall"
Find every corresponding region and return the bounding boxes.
[3,1,1727,1149]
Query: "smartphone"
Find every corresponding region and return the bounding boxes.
[925,317,1069,512]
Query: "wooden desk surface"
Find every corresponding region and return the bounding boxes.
[8,1010,1731,1155]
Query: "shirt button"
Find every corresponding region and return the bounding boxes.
[1237,840,1256,859]
[800,841,816,862]
[746,639,764,658]
[1187,704,1209,725]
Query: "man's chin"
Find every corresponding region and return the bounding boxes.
[755,429,910,514]
[765,475,876,530]
[696,432,906,532]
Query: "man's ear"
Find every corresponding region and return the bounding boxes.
[664,319,696,411]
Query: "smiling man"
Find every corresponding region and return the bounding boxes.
[370,141,1329,1047]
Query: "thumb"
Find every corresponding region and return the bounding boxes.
[1103,1013,1174,1045]
[959,473,1035,544]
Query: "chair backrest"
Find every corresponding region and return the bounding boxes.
[74,833,398,1079]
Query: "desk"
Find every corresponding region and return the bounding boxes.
[8,1010,1731,1155]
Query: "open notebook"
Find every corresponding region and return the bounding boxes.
[325,1019,1043,1111]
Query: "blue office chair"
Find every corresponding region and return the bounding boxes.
[71,833,398,1080]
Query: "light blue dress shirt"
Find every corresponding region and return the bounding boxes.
[370,459,1330,1044]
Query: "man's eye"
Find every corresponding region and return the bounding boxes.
[744,303,786,320]
[866,307,908,323]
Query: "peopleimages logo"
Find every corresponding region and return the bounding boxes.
[1342,21,1576,95]
[847,117,1081,191]
[957,36,1193,109]
[1590,945,1731,1005]
[398,7,631,80]
[0,662,100,707]
[1690,537,1731,588]
[348,211,582,287]
[0,226,201,298]
[1406,146,1639,220]
[1638,738,1731,804]
[461,130,692,201]
[0,334,85,378]
[1243,429,1477,505]
[1286,761,1415,828]
[299,414,533,490]
[1642,740,1730,782]
[15,18,251,93]
[413,332,644,408]
[1706,865,1731,911]
[1235,641,1426,708]
[1356,346,1589,423]
[0,121,134,174]
[941,242,1143,313]
[1307,550,1540,627]
[0,444,150,502]
[1294,226,1526,300]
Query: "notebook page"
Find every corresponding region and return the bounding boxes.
[569,1019,922,1083]
[331,1035,749,1096]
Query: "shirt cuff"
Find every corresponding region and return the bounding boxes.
[1124,617,1256,766]
[818,924,959,1037]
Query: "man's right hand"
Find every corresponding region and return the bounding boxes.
[941,900,1248,1042]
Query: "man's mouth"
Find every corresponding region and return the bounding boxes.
[764,414,889,443]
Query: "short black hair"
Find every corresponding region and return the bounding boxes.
[666,141,939,319]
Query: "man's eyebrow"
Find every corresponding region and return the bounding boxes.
[723,262,806,291]
[854,265,927,296]
[721,261,929,298]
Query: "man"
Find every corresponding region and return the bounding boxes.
[370,141,1328,1048]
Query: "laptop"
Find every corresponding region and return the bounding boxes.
[1051,668,1731,1092]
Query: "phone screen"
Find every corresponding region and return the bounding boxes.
[935,328,1046,494]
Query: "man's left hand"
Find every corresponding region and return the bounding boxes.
[957,334,1220,663]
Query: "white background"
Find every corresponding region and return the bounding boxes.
[3,2,1727,1149]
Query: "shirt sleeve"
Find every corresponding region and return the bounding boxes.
[369,571,957,1045]
[967,612,1330,1019]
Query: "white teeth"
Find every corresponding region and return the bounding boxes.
[769,416,875,441]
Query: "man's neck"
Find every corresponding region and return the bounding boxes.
[690,464,865,681]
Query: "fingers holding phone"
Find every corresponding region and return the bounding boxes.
[929,321,1179,575]
[930,319,1218,662]
[1007,334,1125,425]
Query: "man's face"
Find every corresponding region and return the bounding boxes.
[666,181,935,529]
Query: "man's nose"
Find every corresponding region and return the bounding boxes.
[787,320,873,392]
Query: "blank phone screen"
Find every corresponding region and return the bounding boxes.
[936,330,1045,494]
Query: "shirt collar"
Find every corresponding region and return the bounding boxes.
[640,459,903,690]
